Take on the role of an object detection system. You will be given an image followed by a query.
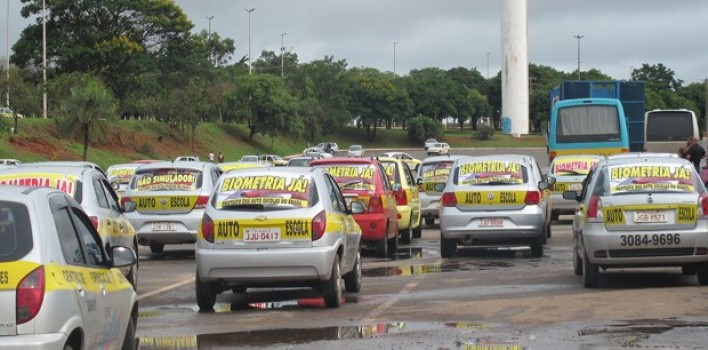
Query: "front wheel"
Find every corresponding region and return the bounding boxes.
[375,234,388,258]
[323,258,343,308]
[195,272,217,311]
[573,245,583,276]
[530,234,544,258]
[697,262,708,285]
[344,251,362,293]
[412,216,423,239]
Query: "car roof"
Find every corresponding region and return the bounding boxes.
[310,157,377,166]
[135,160,216,171]
[21,161,104,171]
[601,154,690,167]
[0,185,68,200]
[606,152,680,160]
[7,163,98,177]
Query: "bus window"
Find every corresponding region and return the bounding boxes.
[644,109,698,153]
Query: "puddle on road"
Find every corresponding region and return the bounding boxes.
[362,261,513,278]
[577,318,708,349]
[365,247,425,262]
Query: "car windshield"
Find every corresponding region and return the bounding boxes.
[380,161,400,184]
[349,145,362,151]
[606,163,698,195]
[132,168,202,191]
[456,160,527,185]
[420,161,454,182]
[551,157,599,176]
[316,164,376,190]
[215,173,313,209]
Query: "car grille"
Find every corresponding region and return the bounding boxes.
[608,248,695,258]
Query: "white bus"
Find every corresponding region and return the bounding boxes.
[644,109,700,153]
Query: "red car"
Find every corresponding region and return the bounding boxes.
[310,158,399,257]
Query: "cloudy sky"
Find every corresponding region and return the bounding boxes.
[3,1,707,84]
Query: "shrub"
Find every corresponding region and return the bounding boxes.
[407,117,443,143]
[475,125,496,140]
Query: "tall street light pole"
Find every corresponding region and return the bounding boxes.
[42,0,47,119]
[574,34,584,81]
[393,41,398,77]
[280,32,286,78]
[486,52,491,79]
[6,0,10,108]
[205,15,214,65]
[245,8,255,74]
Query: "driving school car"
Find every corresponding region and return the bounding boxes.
[416,155,469,227]
[195,167,363,310]
[106,163,140,199]
[439,155,551,258]
[378,157,422,243]
[121,161,222,253]
[0,186,137,350]
[548,155,602,221]
[563,154,708,288]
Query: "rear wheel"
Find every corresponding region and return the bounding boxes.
[697,262,708,285]
[441,234,456,258]
[399,223,412,244]
[573,244,583,276]
[530,234,544,258]
[424,216,435,227]
[121,316,137,350]
[195,272,217,311]
[412,216,422,239]
[323,258,343,308]
[149,242,164,253]
[546,222,552,238]
[582,250,599,288]
[551,211,559,222]
[375,232,388,258]
[387,229,398,254]
[344,251,362,293]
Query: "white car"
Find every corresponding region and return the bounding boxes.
[303,147,333,158]
[424,138,437,150]
[175,155,200,162]
[427,142,450,156]
[0,159,21,166]
[348,145,364,158]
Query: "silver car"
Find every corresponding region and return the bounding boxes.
[195,167,364,310]
[0,186,137,350]
[416,155,468,227]
[121,161,222,253]
[439,154,551,258]
[548,154,603,222]
[564,153,708,288]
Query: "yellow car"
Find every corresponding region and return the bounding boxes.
[378,157,423,244]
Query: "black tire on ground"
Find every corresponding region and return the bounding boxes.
[387,229,398,254]
[412,216,422,239]
[573,245,583,276]
[697,262,708,285]
[425,216,435,227]
[546,222,552,238]
[195,272,217,311]
[682,265,698,275]
[530,234,544,258]
[375,234,388,258]
[441,235,456,258]
[121,315,137,350]
[323,257,343,308]
[344,251,362,293]
[149,242,164,253]
[551,211,559,222]
[400,223,412,244]
[582,250,599,288]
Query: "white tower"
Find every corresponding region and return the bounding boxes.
[500,0,529,135]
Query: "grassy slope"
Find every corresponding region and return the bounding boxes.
[0,119,544,169]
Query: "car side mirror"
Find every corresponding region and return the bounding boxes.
[538,181,549,191]
[350,201,366,214]
[111,245,137,268]
[544,175,556,185]
[122,201,137,213]
[562,190,580,202]
[434,183,446,192]
[392,183,403,191]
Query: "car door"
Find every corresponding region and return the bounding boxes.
[325,174,358,270]
[403,164,422,223]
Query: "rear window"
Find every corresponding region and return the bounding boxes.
[316,164,376,191]
[455,160,527,185]
[606,163,698,195]
[0,173,81,202]
[550,157,600,176]
[0,201,33,262]
[646,111,695,141]
[131,168,202,191]
[380,161,400,184]
[420,161,454,182]
[106,166,136,184]
[215,174,313,209]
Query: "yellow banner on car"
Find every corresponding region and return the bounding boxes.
[0,173,78,197]
[133,195,198,210]
[603,204,697,225]
[212,218,314,241]
[454,191,526,205]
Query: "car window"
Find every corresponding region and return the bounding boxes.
[317,164,377,191]
[325,174,347,213]
[215,173,314,210]
[54,208,85,265]
[605,162,698,195]
[376,164,392,191]
[70,207,107,267]
[0,202,33,262]
[92,176,110,209]
[404,164,416,186]
[455,159,528,185]
[381,161,400,185]
[99,178,120,211]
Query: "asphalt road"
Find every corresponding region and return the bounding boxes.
[133,148,708,350]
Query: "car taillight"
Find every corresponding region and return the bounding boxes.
[699,193,708,218]
[17,266,45,325]
[587,195,603,222]
[524,191,541,205]
[201,214,214,243]
[368,195,384,213]
[194,195,210,209]
[394,189,408,206]
[312,210,327,241]
[441,192,457,207]
[88,216,99,230]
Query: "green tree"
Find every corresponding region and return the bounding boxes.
[346,68,404,140]
[631,63,682,91]
[57,74,117,160]
[254,50,299,77]
[406,68,457,122]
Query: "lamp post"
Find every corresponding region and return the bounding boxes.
[393,41,398,77]
[280,32,287,78]
[5,0,9,108]
[245,8,255,74]
[573,34,584,81]
[205,15,214,65]
[486,52,491,79]
[42,0,47,119]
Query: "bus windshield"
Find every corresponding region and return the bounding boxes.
[645,110,695,141]
[556,105,620,143]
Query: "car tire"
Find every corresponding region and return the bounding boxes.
[530,233,544,258]
[551,211,559,222]
[682,265,698,275]
[375,230,388,258]
[323,257,343,308]
[121,315,137,350]
[387,228,398,254]
[697,262,708,285]
[424,216,435,227]
[546,222,552,238]
[573,242,583,276]
[399,224,412,244]
[412,216,422,239]
[441,234,456,258]
[344,251,362,293]
[149,242,164,253]
[195,272,217,311]
[582,250,599,288]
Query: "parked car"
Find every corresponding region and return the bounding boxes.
[0,162,140,288]
[547,154,603,222]
[378,157,423,243]
[287,156,320,167]
[0,106,23,119]
[258,154,289,166]
[0,186,138,350]
[310,157,399,257]
[0,159,21,166]
[439,154,551,258]
[195,167,364,310]
[563,153,708,288]
[416,155,469,227]
[427,142,450,156]
[120,161,222,253]
[303,147,334,158]
[378,152,422,171]
[239,155,259,162]
[315,142,339,154]
[424,138,437,150]
[175,155,200,162]
[348,145,364,158]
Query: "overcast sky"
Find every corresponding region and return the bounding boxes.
[3,1,707,84]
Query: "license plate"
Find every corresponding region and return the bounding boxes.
[244,228,281,242]
[152,222,176,231]
[569,183,582,191]
[479,218,504,227]
[634,211,668,223]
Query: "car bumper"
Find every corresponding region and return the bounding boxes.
[126,210,203,245]
[353,213,389,241]
[420,195,441,218]
[0,333,67,349]
[197,245,338,283]
[582,222,708,266]
[440,205,544,240]
[550,193,579,214]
